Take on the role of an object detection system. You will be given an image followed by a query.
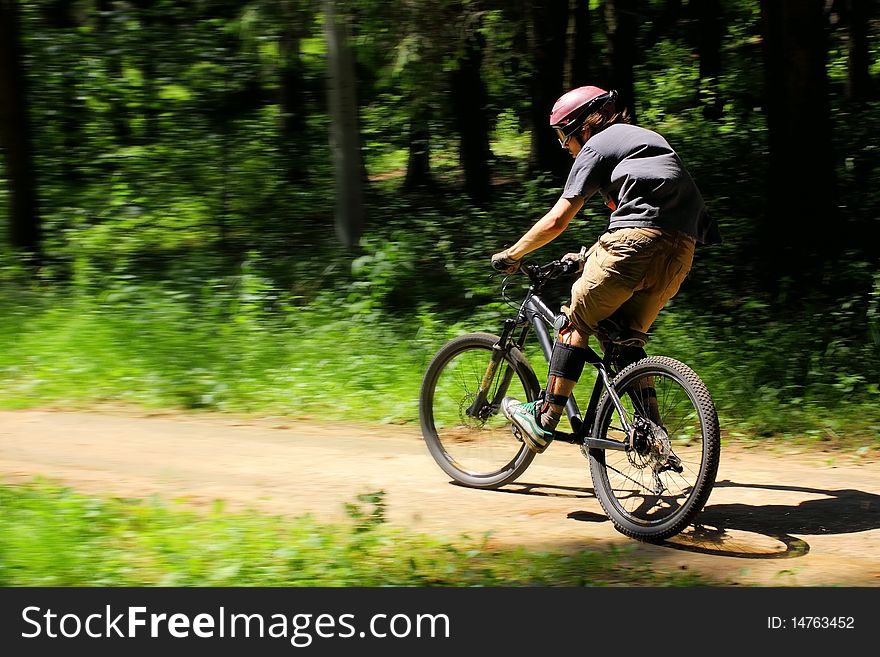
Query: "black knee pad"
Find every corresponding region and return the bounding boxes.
[548,342,589,383]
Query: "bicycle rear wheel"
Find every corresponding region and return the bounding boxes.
[419,332,540,489]
[588,356,720,542]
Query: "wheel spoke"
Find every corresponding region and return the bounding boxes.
[589,358,719,540]
[422,336,537,488]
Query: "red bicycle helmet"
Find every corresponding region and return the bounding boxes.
[550,86,617,146]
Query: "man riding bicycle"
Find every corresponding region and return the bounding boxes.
[492,85,720,454]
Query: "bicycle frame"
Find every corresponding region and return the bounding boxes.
[470,278,631,453]
[428,258,720,539]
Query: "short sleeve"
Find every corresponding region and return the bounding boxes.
[561,146,605,201]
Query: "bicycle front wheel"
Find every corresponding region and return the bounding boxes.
[589,356,720,542]
[419,332,541,489]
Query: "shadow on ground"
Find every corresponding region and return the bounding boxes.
[489,479,880,559]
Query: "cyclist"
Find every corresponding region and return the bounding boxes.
[492,85,720,454]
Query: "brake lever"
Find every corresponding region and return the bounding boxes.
[559,258,580,275]
[540,259,578,279]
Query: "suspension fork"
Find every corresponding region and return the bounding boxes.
[495,323,531,398]
[479,324,533,413]
[465,319,517,418]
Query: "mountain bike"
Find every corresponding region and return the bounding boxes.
[418,256,721,542]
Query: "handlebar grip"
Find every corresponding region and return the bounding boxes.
[560,259,578,275]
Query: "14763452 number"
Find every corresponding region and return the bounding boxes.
[768,617,855,630]
[790,617,854,629]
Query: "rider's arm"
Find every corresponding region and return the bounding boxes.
[505,196,584,260]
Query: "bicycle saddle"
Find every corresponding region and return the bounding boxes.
[596,317,650,347]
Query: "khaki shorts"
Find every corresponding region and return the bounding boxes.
[563,227,695,335]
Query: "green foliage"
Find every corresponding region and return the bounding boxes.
[2,238,879,443]
[344,491,387,533]
[649,307,880,443]
[0,483,709,586]
[2,0,879,445]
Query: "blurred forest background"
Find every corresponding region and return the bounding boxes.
[0,0,878,443]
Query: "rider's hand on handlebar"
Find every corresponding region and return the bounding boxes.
[561,247,587,274]
[491,249,522,274]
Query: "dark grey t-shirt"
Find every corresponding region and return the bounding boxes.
[562,123,720,245]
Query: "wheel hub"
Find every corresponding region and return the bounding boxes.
[627,417,675,469]
[459,393,486,426]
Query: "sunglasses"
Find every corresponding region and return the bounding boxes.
[554,126,576,148]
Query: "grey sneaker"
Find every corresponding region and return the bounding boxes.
[501,397,555,453]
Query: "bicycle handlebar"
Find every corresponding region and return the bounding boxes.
[521,257,580,284]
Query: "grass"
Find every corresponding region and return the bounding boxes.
[0,292,447,424]
[0,482,711,586]
[0,282,874,589]
[1,286,878,452]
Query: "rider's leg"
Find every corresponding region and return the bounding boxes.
[613,343,661,424]
[539,323,590,431]
[612,231,695,425]
[503,228,680,454]
[502,233,640,453]
[501,323,591,453]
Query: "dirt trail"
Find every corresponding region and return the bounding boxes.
[1,408,878,586]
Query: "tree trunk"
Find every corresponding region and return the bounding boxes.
[451,27,492,204]
[527,0,570,177]
[605,0,637,122]
[0,0,41,259]
[323,0,365,249]
[697,0,723,119]
[45,0,86,180]
[844,0,871,102]
[760,0,837,295]
[404,105,431,191]
[96,0,132,145]
[565,0,592,89]
[279,0,310,182]
[643,0,684,50]
[134,0,158,144]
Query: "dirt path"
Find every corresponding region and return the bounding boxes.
[1,408,878,586]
